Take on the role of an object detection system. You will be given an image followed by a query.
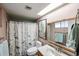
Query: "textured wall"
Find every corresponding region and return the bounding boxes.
[0,8,7,41]
[0,7,9,56]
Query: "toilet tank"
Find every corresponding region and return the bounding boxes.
[36,41,42,48]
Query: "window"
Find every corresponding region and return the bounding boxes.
[55,21,68,28]
[64,21,68,27]
[61,21,65,28]
[55,22,60,28]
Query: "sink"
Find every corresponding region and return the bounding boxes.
[38,45,68,56]
[38,45,58,56]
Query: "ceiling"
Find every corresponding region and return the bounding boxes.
[1,3,49,19]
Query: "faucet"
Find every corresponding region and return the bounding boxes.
[56,47,62,53]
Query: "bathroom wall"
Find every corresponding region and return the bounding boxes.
[0,7,7,42]
[0,7,9,56]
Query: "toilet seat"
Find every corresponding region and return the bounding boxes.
[27,47,38,56]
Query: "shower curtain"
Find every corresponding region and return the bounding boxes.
[9,21,38,56]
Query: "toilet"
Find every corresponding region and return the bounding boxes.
[26,41,42,56]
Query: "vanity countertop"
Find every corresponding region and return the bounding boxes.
[38,45,68,56]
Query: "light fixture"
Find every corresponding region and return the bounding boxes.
[37,3,63,16]
[25,5,32,10]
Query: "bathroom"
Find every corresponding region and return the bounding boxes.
[0,3,79,56]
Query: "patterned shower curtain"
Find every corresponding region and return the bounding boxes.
[9,21,38,56]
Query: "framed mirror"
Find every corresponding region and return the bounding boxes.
[47,20,68,45]
[47,20,76,55]
[38,19,47,40]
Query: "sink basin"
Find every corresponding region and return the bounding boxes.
[38,45,68,56]
[38,45,57,56]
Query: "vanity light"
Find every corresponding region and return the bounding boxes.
[37,3,63,16]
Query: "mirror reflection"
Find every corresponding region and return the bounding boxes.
[47,20,75,49]
[47,19,77,56]
[38,19,47,39]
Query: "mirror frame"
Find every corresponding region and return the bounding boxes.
[38,19,47,40]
